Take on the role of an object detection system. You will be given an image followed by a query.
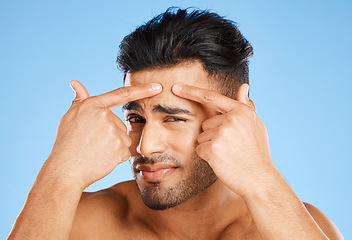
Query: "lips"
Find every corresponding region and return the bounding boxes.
[135,163,178,182]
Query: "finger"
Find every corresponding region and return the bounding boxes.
[197,128,218,144]
[70,80,90,102]
[172,84,238,113]
[236,84,256,112]
[112,115,128,133]
[202,114,224,131]
[195,142,213,163]
[114,127,131,147]
[120,148,131,163]
[95,83,162,110]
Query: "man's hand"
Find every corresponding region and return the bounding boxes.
[172,83,341,240]
[48,80,162,190]
[172,83,277,197]
[8,81,162,240]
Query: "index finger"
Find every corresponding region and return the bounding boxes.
[172,84,237,113]
[95,83,162,110]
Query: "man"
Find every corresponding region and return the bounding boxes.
[8,8,343,240]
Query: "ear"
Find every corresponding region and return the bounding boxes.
[236,84,256,111]
[70,80,90,102]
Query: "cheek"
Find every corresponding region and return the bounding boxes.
[128,130,142,156]
[168,122,202,158]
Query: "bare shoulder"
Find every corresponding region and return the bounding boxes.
[303,202,344,240]
[77,180,138,213]
[69,180,139,239]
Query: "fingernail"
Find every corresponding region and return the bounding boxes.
[172,84,182,93]
[70,81,76,92]
[151,83,162,91]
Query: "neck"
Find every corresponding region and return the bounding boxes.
[142,180,251,239]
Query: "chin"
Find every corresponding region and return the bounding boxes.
[131,152,218,210]
[136,172,218,211]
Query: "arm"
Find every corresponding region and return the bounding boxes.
[242,170,343,239]
[172,83,343,240]
[8,81,162,240]
[8,161,83,240]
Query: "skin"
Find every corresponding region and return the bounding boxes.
[124,63,218,211]
[8,62,343,240]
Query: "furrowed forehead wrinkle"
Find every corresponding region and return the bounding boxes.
[123,101,194,116]
[122,101,142,111]
[152,104,193,115]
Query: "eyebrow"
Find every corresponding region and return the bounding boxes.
[123,101,193,116]
[152,105,193,115]
[123,101,142,111]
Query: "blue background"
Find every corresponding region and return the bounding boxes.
[1,0,351,238]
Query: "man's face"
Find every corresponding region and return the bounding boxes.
[123,62,218,210]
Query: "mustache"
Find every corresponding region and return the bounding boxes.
[132,153,181,168]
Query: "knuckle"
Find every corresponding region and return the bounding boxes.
[106,122,116,133]
[217,126,227,136]
[98,107,110,118]
[203,90,217,102]
[209,141,219,155]
[225,114,237,124]
[116,87,131,98]
[111,135,124,150]
[115,137,122,147]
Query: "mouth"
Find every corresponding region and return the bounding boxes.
[135,163,179,182]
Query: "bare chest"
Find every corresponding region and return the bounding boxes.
[113,231,262,240]
[104,222,262,240]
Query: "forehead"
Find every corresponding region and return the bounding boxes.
[125,61,211,90]
[123,62,217,116]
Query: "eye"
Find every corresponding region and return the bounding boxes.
[126,115,146,123]
[164,117,187,123]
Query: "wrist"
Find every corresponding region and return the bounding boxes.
[241,170,295,204]
[239,167,288,202]
[38,155,87,192]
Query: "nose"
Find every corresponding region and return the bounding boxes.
[137,122,166,158]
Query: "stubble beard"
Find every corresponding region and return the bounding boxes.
[132,152,218,211]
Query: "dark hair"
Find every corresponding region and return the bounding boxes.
[117,8,253,99]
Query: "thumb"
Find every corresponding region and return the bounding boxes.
[70,80,89,102]
[236,84,256,111]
